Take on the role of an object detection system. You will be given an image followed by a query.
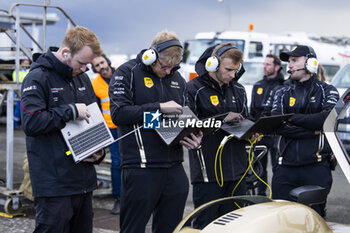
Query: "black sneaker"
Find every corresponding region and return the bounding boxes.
[110,199,120,215]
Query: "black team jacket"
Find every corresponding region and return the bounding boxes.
[271,76,339,166]
[109,50,187,168]
[250,72,285,121]
[187,46,249,183]
[21,48,100,197]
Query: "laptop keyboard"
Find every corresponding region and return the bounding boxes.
[68,122,110,156]
[157,127,179,139]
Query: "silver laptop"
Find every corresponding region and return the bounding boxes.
[61,102,115,163]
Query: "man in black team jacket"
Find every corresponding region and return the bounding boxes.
[271,45,339,217]
[250,54,284,195]
[21,26,104,233]
[250,54,284,120]
[187,42,254,229]
[109,30,202,233]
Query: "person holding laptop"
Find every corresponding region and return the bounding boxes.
[271,45,339,217]
[21,26,104,232]
[109,30,202,233]
[186,42,251,229]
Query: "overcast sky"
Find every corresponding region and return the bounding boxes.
[2,0,350,55]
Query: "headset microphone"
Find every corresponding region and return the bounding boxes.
[287,68,305,74]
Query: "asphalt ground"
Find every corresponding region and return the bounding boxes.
[0,120,350,232]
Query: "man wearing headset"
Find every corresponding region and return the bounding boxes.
[186,42,251,229]
[271,45,339,217]
[91,54,121,215]
[109,30,202,233]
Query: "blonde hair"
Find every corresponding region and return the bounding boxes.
[61,26,102,56]
[150,30,183,66]
[317,64,326,82]
[213,42,243,64]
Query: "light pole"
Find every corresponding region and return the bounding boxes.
[217,0,231,30]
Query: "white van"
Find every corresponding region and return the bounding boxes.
[180,31,348,106]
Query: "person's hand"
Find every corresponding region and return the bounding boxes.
[223,112,244,123]
[249,133,261,142]
[180,131,203,150]
[75,103,91,123]
[83,149,104,163]
[160,101,183,115]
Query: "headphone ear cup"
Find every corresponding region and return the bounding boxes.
[205,56,219,72]
[305,57,319,74]
[102,54,112,66]
[142,49,157,66]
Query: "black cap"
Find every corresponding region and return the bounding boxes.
[280,45,316,62]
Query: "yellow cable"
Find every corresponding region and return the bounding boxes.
[214,145,224,187]
[214,134,272,209]
[246,135,272,199]
[215,136,233,187]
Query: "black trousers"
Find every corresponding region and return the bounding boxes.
[120,164,189,233]
[192,179,246,229]
[33,192,93,233]
[272,161,333,217]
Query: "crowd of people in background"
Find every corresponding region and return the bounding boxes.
[16,26,339,233]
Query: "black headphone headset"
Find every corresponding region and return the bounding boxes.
[205,44,242,74]
[91,54,112,73]
[142,39,183,66]
[304,46,318,74]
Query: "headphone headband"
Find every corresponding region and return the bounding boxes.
[306,46,317,58]
[216,44,237,57]
[155,39,183,53]
[205,45,242,74]
[142,39,182,66]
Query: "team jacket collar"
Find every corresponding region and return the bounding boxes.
[263,72,285,84]
[199,73,233,93]
[31,47,74,81]
[46,49,74,81]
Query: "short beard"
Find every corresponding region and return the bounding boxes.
[100,68,109,76]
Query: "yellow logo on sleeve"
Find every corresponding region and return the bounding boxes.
[289,97,296,107]
[144,77,154,88]
[257,87,263,95]
[210,95,219,106]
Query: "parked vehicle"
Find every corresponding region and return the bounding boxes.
[331,63,350,97]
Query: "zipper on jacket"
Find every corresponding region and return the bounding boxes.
[196,149,209,182]
[277,135,283,165]
[160,78,164,101]
[69,81,77,102]
[133,124,147,167]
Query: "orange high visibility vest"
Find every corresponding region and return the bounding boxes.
[91,73,117,129]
